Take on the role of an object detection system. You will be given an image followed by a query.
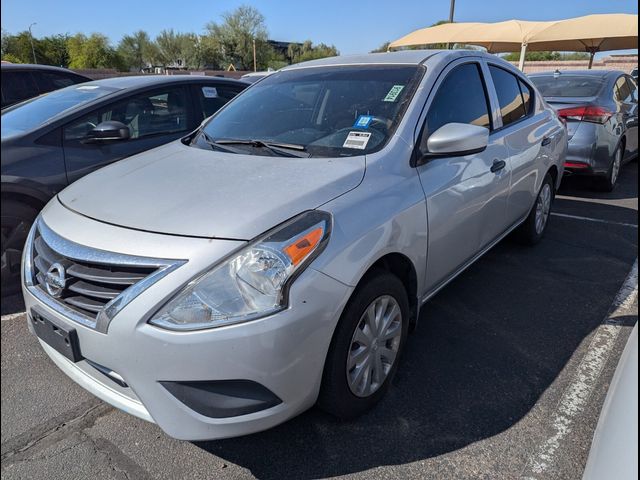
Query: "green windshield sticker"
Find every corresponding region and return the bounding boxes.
[383,85,405,102]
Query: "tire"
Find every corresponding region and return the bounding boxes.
[318,270,409,419]
[596,145,623,192]
[1,200,38,297]
[514,173,554,246]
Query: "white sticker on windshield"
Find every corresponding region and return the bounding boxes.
[343,131,371,150]
[76,85,99,90]
[202,86,218,98]
[383,84,405,102]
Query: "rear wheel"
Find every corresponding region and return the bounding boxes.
[514,173,554,245]
[596,145,623,192]
[318,270,409,419]
[1,200,38,297]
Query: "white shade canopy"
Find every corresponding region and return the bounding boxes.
[388,14,638,69]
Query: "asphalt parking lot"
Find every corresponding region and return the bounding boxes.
[1,162,638,480]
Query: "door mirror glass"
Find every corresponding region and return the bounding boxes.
[85,121,130,142]
[426,122,489,156]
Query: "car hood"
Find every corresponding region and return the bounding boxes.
[58,141,365,240]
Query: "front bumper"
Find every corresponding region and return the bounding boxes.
[24,202,353,441]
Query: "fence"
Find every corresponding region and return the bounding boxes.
[72,68,250,80]
[73,54,637,80]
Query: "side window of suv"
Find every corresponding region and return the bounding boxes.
[195,84,243,120]
[65,87,190,141]
[420,62,492,152]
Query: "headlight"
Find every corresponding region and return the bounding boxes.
[149,210,331,331]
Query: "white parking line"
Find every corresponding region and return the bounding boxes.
[551,212,638,229]
[520,258,638,479]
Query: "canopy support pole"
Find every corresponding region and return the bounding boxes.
[585,45,599,69]
[518,43,528,71]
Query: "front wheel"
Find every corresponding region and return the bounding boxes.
[318,270,409,419]
[514,173,554,245]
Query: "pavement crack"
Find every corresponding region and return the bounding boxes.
[1,399,111,466]
[86,436,155,480]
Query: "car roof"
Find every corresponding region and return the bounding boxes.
[528,69,626,78]
[79,75,249,90]
[0,63,88,76]
[281,50,453,70]
[281,49,513,71]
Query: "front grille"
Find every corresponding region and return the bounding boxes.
[32,229,157,321]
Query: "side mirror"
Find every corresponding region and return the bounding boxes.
[85,121,130,142]
[425,123,489,157]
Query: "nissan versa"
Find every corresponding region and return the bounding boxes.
[22,50,567,441]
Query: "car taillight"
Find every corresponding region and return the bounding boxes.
[557,106,612,124]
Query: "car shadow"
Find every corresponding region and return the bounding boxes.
[195,191,638,479]
[558,160,637,201]
[1,293,25,316]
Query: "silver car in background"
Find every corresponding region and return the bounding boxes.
[22,50,566,440]
[529,70,638,191]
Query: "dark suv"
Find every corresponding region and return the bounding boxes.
[1,64,91,109]
[1,75,248,295]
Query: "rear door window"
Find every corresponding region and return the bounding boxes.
[422,62,492,146]
[194,84,244,120]
[35,72,82,93]
[615,76,633,103]
[489,66,527,127]
[518,79,534,115]
[1,71,39,106]
[625,76,638,102]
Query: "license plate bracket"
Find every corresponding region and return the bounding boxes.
[31,308,83,363]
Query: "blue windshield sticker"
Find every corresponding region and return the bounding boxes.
[353,115,373,129]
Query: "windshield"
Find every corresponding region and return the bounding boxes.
[529,75,605,98]
[198,65,424,157]
[1,84,118,139]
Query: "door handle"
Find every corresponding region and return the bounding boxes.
[541,137,552,146]
[490,160,506,173]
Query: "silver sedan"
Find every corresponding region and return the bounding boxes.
[22,50,566,440]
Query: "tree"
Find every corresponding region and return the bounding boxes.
[118,30,157,71]
[199,34,224,69]
[205,5,271,70]
[178,33,202,69]
[1,31,41,63]
[287,40,338,64]
[371,42,390,53]
[1,28,10,57]
[39,34,70,66]
[155,29,182,66]
[67,33,124,70]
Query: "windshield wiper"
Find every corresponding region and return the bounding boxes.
[214,139,310,157]
[197,131,240,153]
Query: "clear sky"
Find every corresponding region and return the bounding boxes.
[1,0,638,57]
